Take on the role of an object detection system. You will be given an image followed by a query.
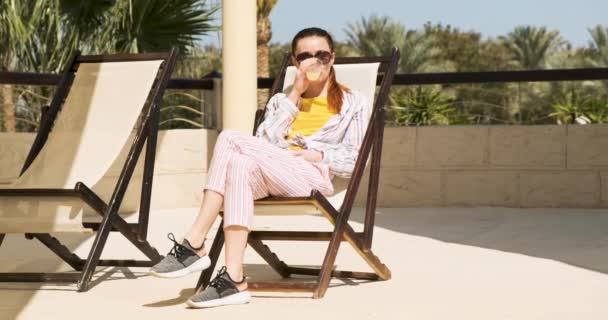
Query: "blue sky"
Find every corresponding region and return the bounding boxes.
[263,0,607,47]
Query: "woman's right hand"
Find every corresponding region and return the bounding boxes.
[288,59,317,107]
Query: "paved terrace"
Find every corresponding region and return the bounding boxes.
[1,207,608,319]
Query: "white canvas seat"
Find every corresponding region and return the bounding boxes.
[0,50,177,292]
[0,61,162,233]
[254,62,380,215]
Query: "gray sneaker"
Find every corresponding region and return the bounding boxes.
[148,233,211,278]
[186,266,251,308]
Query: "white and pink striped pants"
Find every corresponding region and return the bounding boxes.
[204,130,334,229]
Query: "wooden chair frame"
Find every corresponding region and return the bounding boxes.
[196,48,400,298]
[0,49,178,292]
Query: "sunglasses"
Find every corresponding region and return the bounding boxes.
[294,50,333,64]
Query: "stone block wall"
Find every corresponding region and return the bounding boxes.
[1,125,607,208]
[354,125,607,207]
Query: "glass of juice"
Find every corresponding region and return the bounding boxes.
[306,60,323,81]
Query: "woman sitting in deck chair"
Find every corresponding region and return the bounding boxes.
[149,27,370,308]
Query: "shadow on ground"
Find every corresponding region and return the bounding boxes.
[350,207,608,275]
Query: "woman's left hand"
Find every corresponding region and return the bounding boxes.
[289,149,323,163]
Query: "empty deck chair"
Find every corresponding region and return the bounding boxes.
[197,48,400,298]
[0,50,177,291]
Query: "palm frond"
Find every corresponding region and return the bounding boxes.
[110,0,219,54]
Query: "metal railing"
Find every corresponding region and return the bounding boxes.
[2,67,608,129]
[3,68,608,88]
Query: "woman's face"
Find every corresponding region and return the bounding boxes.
[292,36,335,83]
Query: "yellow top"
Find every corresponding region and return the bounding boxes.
[287,97,337,150]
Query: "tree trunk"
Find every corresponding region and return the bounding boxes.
[2,84,16,132]
[1,50,17,132]
[257,18,272,109]
[257,43,270,108]
[257,42,270,78]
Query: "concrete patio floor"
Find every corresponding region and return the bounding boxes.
[1,207,608,319]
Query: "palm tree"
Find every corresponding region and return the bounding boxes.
[0,1,27,69]
[586,25,608,93]
[0,0,218,131]
[345,15,437,73]
[0,0,28,131]
[499,26,565,123]
[5,0,218,72]
[20,1,75,73]
[257,0,278,107]
[399,30,440,73]
[345,15,405,57]
[109,0,218,54]
[587,25,608,67]
[18,0,217,72]
[499,26,565,69]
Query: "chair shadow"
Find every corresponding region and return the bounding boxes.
[0,267,143,293]
[1,230,155,319]
[349,206,608,275]
[87,266,141,287]
[143,288,196,307]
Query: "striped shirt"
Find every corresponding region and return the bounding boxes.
[255,90,370,178]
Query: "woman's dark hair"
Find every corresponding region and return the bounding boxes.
[291,27,349,113]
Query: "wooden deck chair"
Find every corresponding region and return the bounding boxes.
[0,50,177,292]
[197,48,400,298]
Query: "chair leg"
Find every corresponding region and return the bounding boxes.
[247,236,291,278]
[0,234,5,247]
[196,220,225,290]
[340,223,391,281]
[77,209,119,292]
[322,208,391,281]
[77,212,162,291]
[313,223,347,299]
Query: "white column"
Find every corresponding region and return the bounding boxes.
[221,0,257,133]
